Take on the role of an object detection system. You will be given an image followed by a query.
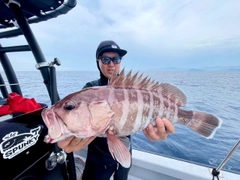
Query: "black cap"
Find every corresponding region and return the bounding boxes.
[96,40,127,59]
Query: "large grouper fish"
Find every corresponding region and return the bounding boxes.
[41,69,222,168]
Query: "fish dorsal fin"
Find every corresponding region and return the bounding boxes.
[109,68,187,106]
[159,83,187,106]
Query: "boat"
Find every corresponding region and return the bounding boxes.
[0,0,77,179]
[0,0,239,179]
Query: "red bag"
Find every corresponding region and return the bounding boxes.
[0,92,41,116]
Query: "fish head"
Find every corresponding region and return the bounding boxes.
[41,94,115,143]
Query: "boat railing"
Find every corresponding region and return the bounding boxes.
[210,139,240,179]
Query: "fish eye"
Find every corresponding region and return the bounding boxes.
[63,100,76,111]
[64,105,75,110]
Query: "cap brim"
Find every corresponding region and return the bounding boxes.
[98,48,127,58]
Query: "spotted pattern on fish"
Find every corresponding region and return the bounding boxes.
[141,90,151,127]
[42,68,222,145]
[106,85,181,136]
[126,89,140,133]
[41,68,223,170]
[152,92,162,122]
[102,69,220,139]
[145,90,154,127]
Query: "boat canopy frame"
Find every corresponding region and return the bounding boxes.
[0,0,77,179]
[0,0,77,103]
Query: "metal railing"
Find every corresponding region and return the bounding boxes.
[210,139,240,178]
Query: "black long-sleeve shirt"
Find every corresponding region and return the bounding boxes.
[82,78,131,167]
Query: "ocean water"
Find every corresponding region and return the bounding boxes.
[3,71,240,174]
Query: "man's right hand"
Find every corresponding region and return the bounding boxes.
[58,136,96,153]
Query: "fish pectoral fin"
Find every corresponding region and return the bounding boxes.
[107,131,131,168]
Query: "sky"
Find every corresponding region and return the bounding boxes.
[0,0,240,71]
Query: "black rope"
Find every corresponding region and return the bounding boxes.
[211,168,220,180]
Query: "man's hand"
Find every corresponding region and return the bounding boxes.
[143,118,175,141]
[58,136,96,153]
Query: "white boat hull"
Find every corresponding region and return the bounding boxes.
[75,148,240,180]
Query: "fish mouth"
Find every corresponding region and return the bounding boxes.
[42,108,64,140]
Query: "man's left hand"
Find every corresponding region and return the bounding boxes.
[143,117,175,141]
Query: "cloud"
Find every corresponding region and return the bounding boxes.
[78,0,240,49]
[0,0,239,71]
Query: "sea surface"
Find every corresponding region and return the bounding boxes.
[2,71,240,174]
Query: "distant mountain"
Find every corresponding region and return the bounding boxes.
[188,68,204,72]
[144,66,240,72]
[144,67,187,71]
[201,66,240,72]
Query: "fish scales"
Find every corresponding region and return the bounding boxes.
[109,87,154,136]
[41,68,222,168]
[111,87,129,133]
[140,90,151,128]
[124,88,139,133]
[122,89,135,134]
[144,90,154,126]
[104,86,180,136]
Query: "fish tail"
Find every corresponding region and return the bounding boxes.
[177,109,222,139]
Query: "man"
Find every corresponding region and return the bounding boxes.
[58,40,175,180]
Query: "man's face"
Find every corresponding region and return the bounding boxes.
[98,52,121,79]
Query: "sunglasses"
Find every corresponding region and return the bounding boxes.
[99,56,122,65]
